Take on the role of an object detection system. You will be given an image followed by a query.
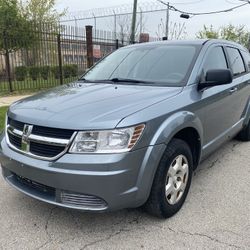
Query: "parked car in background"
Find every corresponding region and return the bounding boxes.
[1,39,250,218]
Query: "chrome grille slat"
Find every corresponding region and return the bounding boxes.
[62,199,105,204]
[61,197,105,203]
[7,126,69,146]
[8,118,24,131]
[61,193,98,198]
[7,127,23,137]
[61,192,108,208]
[6,118,76,160]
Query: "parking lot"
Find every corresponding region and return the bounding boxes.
[0,140,249,250]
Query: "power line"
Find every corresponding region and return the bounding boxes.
[169,0,205,5]
[225,0,241,4]
[156,0,250,16]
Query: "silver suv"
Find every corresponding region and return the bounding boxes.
[1,39,250,218]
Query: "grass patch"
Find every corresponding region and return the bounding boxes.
[0,106,8,132]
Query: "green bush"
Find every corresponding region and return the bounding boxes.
[29,66,40,80]
[51,66,60,79]
[70,64,78,77]
[62,64,79,78]
[40,66,50,80]
[15,66,27,81]
[63,65,72,78]
[51,64,79,79]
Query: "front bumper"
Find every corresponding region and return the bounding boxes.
[0,133,166,211]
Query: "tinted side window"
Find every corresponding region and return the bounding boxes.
[203,47,228,73]
[241,50,250,72]
[226,47,246,76]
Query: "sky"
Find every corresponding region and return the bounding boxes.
[56,0,250,39]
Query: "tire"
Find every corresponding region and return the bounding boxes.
[144,138,193,218]
[237,119,250,141]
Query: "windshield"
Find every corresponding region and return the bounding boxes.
[82,44,199,86]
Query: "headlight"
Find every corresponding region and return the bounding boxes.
[69,124,145,153]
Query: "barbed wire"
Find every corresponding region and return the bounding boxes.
[60,0,250,23]
[157,0,250,16]
[60,1,173,22]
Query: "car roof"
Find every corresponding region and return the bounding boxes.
[125,39,248,51]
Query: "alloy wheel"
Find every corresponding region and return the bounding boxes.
[165,155,189,205]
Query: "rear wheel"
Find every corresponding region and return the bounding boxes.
[145,138,193,218]
[237,119,250,141]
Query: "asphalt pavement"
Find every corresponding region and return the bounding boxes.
[0,140,249,250]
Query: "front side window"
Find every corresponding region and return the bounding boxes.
[82,45,200,86]
[226,47,246,76]
[203,46,228,73]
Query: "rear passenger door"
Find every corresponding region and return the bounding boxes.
[224,46,250,124]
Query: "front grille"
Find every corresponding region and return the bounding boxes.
[14,174,56,196]
[8,118,24,131]
[32,126,74,139]
[61,191,108,209]
[6,117,75,160]
[8,132,22,149]
[30,141,65,158]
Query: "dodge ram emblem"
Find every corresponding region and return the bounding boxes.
[21,124,33,152]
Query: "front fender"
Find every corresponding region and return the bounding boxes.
[150,111,203,146]
[135,111,203,205]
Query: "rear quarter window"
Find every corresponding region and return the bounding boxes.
[241,50,250,72]
[226,47,246,76]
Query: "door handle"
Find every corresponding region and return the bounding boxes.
[229,87,238,94]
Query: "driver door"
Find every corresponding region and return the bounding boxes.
[199,46,238,146]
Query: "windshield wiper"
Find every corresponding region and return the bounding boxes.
[110,78,146,83]
[100,78,151,84]
[78,78,151,84]
[77,78,102,83]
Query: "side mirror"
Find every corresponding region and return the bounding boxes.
[198,69,233,91]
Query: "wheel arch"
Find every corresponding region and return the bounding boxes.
[150,111,203,168]
[135,111,203,205]
[171,127,201,169]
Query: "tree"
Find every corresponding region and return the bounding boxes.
[0,0,36,91]
[0,0,35,53]
[196,25,219,39]
[107,13,146,45]
[19,0,66,29]
[156,19,187,40]
[18,0,67,66]
[197,24,250,48]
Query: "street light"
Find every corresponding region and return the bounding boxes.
[180,13,190,19]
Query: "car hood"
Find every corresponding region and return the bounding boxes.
[8,82,182,130]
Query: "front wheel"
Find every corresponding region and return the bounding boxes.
[145,138,193,218]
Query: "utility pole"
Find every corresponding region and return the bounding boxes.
[130,0,138,44]
[248,34,250,52]
[165,2,170,40]
[113,11,117,40]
